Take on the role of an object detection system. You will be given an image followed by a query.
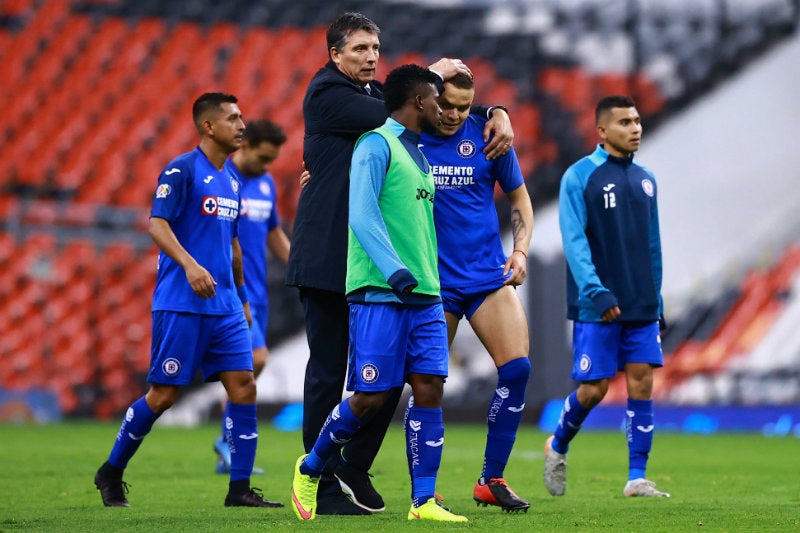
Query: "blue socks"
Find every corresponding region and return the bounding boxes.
[225,402,258,482]
[405,405,444,508]
[626,398,654,480]
[482,357,530,481]
[302,398,362,477]
[552,390,590,455]
[108,396,160,469]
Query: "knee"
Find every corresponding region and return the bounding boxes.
[226,374,257,404]
[500,356,531,381]
[145,386,179,413]
[349,391,387,419]
[577,381,608,408]
[410,376,444,407]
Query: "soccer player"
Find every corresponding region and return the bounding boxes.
[291,64,467,522]
[212,119,291,475]
[285,11,514,515]
[418,72,533,512]
[93,93,281,508]
[544,95,669,498]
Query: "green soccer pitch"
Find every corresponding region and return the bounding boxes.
[1,421,797,532]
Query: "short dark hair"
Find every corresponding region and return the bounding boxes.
[383,64,439,114]
[327,12,380,53]
[445,72,474,90]
[243,119,287,147]
[595,95,636,124]
[192,92,238,132]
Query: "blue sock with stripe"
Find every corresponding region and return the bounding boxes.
[406,405,444,508]
[552,390,590,454]
[482,357,530,481]
[108,396,160,469]
[226,402,258,482]
[626,398,654,480]
[302,398,362,477]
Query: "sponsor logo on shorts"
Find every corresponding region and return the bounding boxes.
[360,363,379,384]
[579,354,591,373]
[162,357,181,376]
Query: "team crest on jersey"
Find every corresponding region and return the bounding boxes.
[202,196,218,214]
[230,177,240,194]
[579,354,592,373]
[360,363,379,384]
[162,358,181,377]
[259,182,271,196]
[641,179,654,197]
[156,184,171,199]
[456,139,476,158]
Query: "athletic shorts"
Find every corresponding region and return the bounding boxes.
[346,302,449,392]
[571,320,663,381]
[440,277,506,320]
[148,310,253,385]
[250,303,268,351]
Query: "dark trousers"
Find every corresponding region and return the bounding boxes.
[299,287,402,494]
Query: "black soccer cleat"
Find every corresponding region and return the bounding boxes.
[225,487,284,508]
[473,478,530,513]
[94,468,130,507]
[334,461,385,512]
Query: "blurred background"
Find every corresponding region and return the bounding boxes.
[1,0,799,435]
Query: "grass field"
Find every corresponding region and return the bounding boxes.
[0,421,797,532]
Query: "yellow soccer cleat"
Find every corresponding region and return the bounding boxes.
[408,497,468,522]
[291,454,320,520]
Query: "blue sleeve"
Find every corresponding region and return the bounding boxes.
[349,133,416,289]
[494,147,525,193]
[266,175,280,231]
[150,159,191,222]
[558,166,617,314]
[648,174,663,315]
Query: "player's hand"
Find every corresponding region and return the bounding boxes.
[186,263,217,298]
[428,58,472,81]
[483,108,514,160]
[243,301,252,327]
[502,250,527,286]
[299,161,311,189]
[601,305,621,322]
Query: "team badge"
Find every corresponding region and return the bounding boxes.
[259,182,271,196]
[579,354,592,373]
[641,179,654,197]
[230,177,240,194]
[155,184,171,199]
[202,196,218,215]
[360,363,379,384]
[162,358,181,377]
[457,139,476,158]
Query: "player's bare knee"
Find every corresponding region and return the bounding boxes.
[146,385,179,413]
[350,391,387,419]
[409,375,444,407]
[577,380,608,408]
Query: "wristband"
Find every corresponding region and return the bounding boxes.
[236,284,248,304]
[489,105,509,118]
[513,248,527,259]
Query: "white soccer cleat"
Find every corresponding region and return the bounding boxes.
[543,435,567,496]
[623,478,670,498]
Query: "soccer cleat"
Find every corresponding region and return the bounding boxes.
[543,435,567,496]
[291,454,320,520]
[473,478,530,512]
[408,497,468,522]
[334,461,385,512]
[623,478,671,498]
[224,487,284,507]
[94,469,130,507]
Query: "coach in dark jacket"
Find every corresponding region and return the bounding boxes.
[286,11,514,515]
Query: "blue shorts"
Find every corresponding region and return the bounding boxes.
[148,310,253,385]
[571,321,663,381]
[441,277,506,320]
[346,303,449,392]
[250,303,268,351]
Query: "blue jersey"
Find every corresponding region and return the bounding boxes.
[559,144,662,322]
[150,147,243,315]
[225,159,280,308]
[420,115,525,289]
